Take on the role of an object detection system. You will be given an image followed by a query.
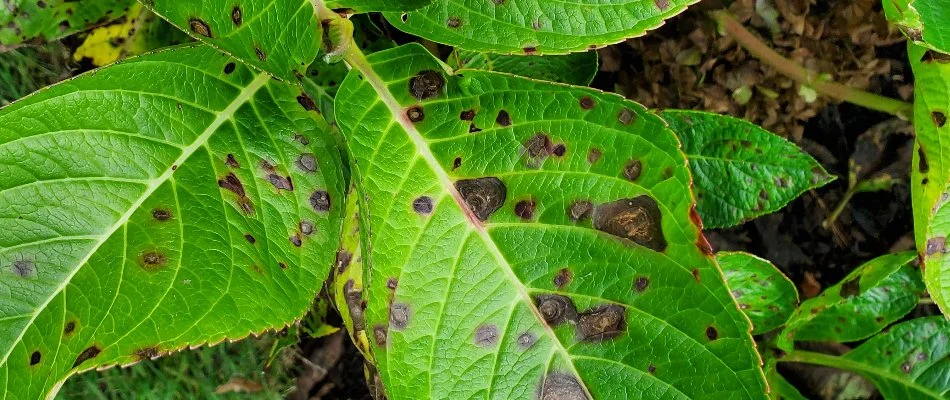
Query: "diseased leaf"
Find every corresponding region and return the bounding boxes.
[72,4,189,66]
[717,252,798,334]
[0,0,131,50]
[884,0,950,53]
[662,110,834,228]
[325,0,432,13]
[335,43,766,399]
[384,0,696,54]
[449,49,598,86]
[331,185,373,360]
[0,44,344,398]
[909,43,950,316]
[778,252,923,351]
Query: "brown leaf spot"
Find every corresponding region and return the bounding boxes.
[692,268,701,282]
[294,134,310,145]
[218,173,246,197]
[515,199,536,220]
[553,268,572,289]
[840,278,860,298]
[297,94,318,112]
[593,196,667,251]
[225,153,240,168]
[496,110,512,127]
[336,250,352,273]
[253,47,266,61]
[151,208,172,221]
[568,200,593,221]
[231,6,242,26]
[390,303,411,330]
[523,133,553,167]
[453,157,462,170]
[618,108,635,125]
[705,325,718,341]
[373,325,388,347]
[901,362,912,373]
[534,294,578,326]
[921,50,950,63]
[654,0,669,10]
[552,144,567,157]
[296,153,318,173]
[623,160,642,181]
[579,96,595,110]
[9,259,33,278]
[139,251,167,270]
[469,123,482,133]
[387,277,398,290]
[460,109,476,121]
[64,321,77,336]
[289,233,302,247]
[647,364,656,374]
[73,345,101,368]
[409,70,445,100]
[244,234,256,244]
[266,174,293,191]
[406,106,424,122]
[587,148,602,164]
[455,177,507,221]
[344,279,365,330]
[413,196,434,215]
[30,351,41,366]
[538,373,588,400]
[310,190,331,212]
[135,347,159,360]
[446,16,462,28]
[577,304,626,341]
[223,62,236,74]
[927,237,946,255]
[278,261,288,269]
[188,18,212,37]
[919,146,930,173]
[299,220,314,235]
[933,111,947,128]
[474,324,499,347]
[523,46,537,55]
[517,332,536,349]
[634,276,649,293]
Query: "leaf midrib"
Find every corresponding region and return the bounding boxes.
[0,72,271,367]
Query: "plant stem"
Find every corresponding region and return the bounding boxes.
[712,11,914,121]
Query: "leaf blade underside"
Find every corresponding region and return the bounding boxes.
[335,43,766,399]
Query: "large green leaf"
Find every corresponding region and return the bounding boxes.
[0,44,344,398]
[778,252,922,351]
[717,252,798,334]
[884,0,950,53]
[335,43,766,399]
[661,110,834,228]
[909,43,950,316]
[0,0,131,49]
[449,49,599,86]
[384,0,696,54]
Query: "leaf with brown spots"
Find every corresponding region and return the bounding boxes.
[0,45,345,398]
[334,43,766,399]
[883,0,950,53]
[717,252,798,334]
[0,0,130,48]
[449,49,598,86]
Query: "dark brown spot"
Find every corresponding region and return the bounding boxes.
[647,364,656,374]
[579,96,595,110]
[577,304,626,341]
[553,268,572,289]
[390,303,411,330]
[413,196,434,215]
[296,153,318,173]
[921,50,950,63]
[926,237,946,256]
[244,234,256,244]
[297,94,318,112]
[534,294,578,326]
[496,110,512,126]
[289,233,302,247]
[73,345,101,368]
[139,251,167,270]
[901,362,912,373]
[474,324,499,347]
[30,351,41,366]
[37,0,46,8]
[218,173,246,197]
[593,196,667,251]
[692,268,701,282]
[407,106,424,122]
[539,373,588,400]
[455,177,507,221]
[447,16,461,28]
[231,6,242,26]
[266,174,293,191]
[188,18,211,37]
[373,325,388,347]
[569,200,593,221]
[299,221,314,235]
[587,148,602,164]
[294,134,310,145]
[225,153,240,168]
[453,157,462,170]
[336,250,352,273]
[152,208,172,221]
[409,70,445,100]
[64,321,76,335]
[343,279,365,330]
[278,261,288,269]
[552,144,566,157]
[840,278,860,298]
[134,346,159,360]
[223,62,236,74]
[919,146,930,173]
[460,109,476,121]
[515,199,536,220]
[517,332,536,349]
[933,111,947,128]
[705,325,718,341]
[523,46,537,55]
[634,276,649,293]
[654,0,669,10]
[310,190,331,212]
[619,108,635,125]
[469,123,482,133]
[523,133,553,167]
[623,160,642,181]
[387,277,398,290]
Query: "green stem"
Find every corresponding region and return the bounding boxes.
[712,11,914,121]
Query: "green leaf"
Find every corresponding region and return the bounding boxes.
[332,184,373,360]
[448,49,598,86]
[661,110,834,228]
[778,252,923,351]
[884,0,950,53]
[909,43,950,316]
[0,0,132,49]
[335,43,766,399]
[765,359,806,400]
[383,0,696,54]
[325,0,432,13]
[0,44,344,398]
[717,252,798,334]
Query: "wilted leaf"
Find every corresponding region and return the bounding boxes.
[0,0,131,49]
[884,0,950,53]
[778,252,923,351]
[331,185,373,360]
[72,4,189,66]
[662,110,834,228]
[0,44,344,398]
[335,43,766,399]
[449,49,599,86]
[718,252,798,334]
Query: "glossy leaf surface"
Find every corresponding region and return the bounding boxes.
[0,44,345,398]
[335,43,766,399]
[662,110,833,228]
[717,252,797,334]
[449,49,599,86]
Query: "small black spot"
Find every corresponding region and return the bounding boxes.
[289,234,302,247]
[692,268,701,282]
[634,276,649,293]
[409,70,445,100]
[407,106,424,122]
[413,196,434,215]
[517,332,536,349]
[460,109,476,121]
[587,148,602,164]
[387,277,398,290]
[496,110,512,126]
[278,261,288,269]
[552,144,566,157]
[266,174,294,191]
[30,351,41,366]
[390,303,411,330]
[151,208,172,221]
[577,304,626,341]
[514,199,536,220]
[901,362,912,373]
[37,0,47,8]
[619,108,635,125]
[231,6,242,26]
[296,153,318,173]
[553,268,572,289]
[336,250,353,272]
[523,46,537,55]
[919,147,930,173]
[225,153,240,168]
[840,278,860,298]
[244,234,256,244]
[223,62,236,74]
[73,345,101,368]
[623,160,642,181]
[373,325,388,347]
[64,321,77,335]
[455,177,507,221]
[310,190,331,212]
[139,250,167,270]
[568,200,593,221]
[453,157,462,170]
[538,373,588,400]
[579,96,595,110]
[188,18,212,37]
[255,47,266,61]
[933,111,947,128]
[534,294,578,326]
[297,94,318,112]
[299,221,314,235]
[447,16,462,28]
[705,325,718,341]
[474,324,499,347]
[593,196,667,252]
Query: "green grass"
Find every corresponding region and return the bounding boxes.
[0,42,73,106]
